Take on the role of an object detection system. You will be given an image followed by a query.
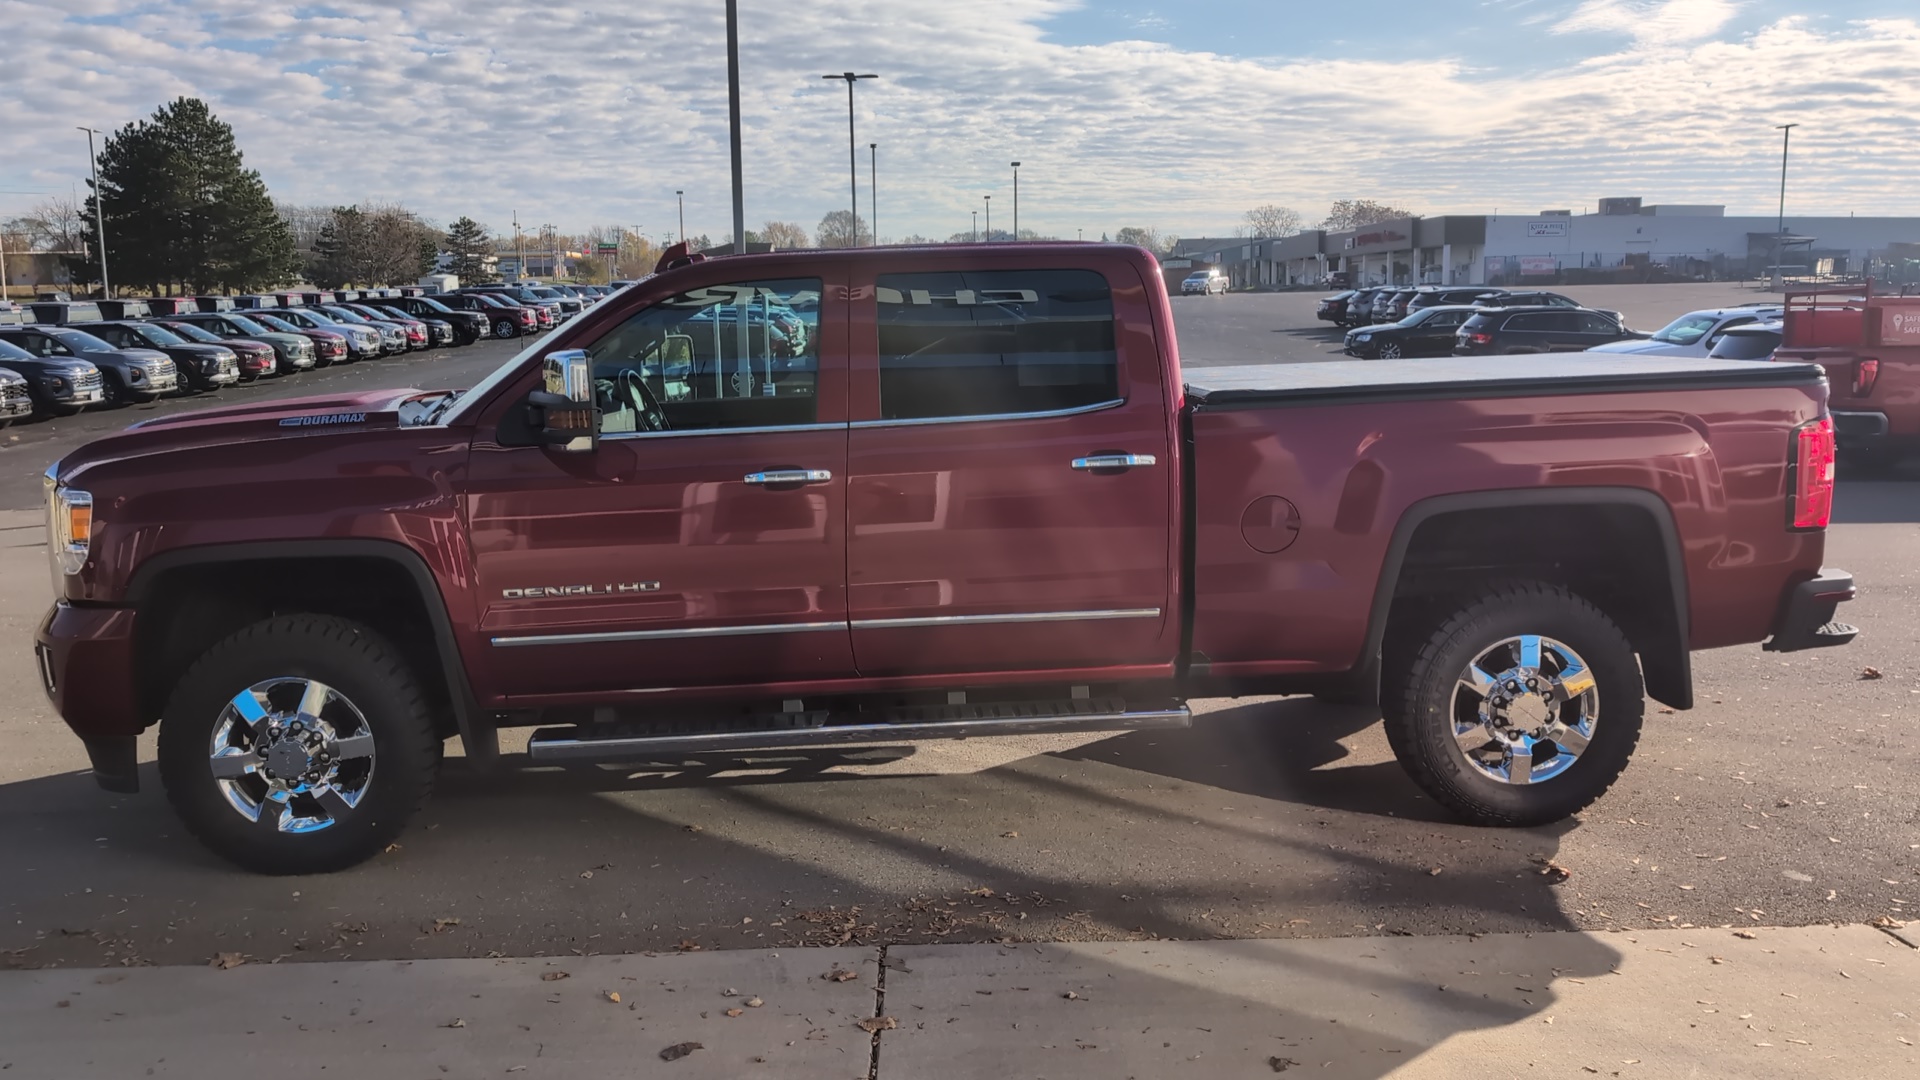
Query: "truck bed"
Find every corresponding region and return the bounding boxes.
[1184,355,1826,406]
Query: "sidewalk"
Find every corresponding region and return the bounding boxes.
[0,925,1913,1079]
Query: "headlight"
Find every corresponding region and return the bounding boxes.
[44,471,92,580]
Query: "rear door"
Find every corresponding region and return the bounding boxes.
[843,257,1177,678]
[1569,311,1626,349]
[462,265,856,701]
[1412,309,1469,354]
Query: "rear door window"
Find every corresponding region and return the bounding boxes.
[874,269,1119,421]
[1504,313,1556,332]
[1576,313,1620,335]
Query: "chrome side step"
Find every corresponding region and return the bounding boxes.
[525,702,1190,764]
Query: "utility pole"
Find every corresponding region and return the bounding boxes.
[821,72,877,246]
[1774,123,1798,291]
[77,126,109,297]
[726,0,745,256]
[1011,161,1021,242]
[513,213,523,282]
[984,195,991,243]
[869,143,878,245]
[676,191,685,246]
[971,210,977,243]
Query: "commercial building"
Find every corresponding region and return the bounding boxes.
[1175,197,1920,289]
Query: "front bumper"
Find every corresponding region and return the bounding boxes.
[35,601,144,791]
[1762,568,1859,652]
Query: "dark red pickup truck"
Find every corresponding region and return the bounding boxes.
[1774,280,1920,468]
[35,244,1857,874]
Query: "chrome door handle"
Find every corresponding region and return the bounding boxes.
[743,469,833,485]
[1071,454,1157,470]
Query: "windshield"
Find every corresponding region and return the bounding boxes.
[164,321,222,343]
[324,308,371,324]
[1650,313,1720,345]
[414,297,454,313]
[252,314,302,333]
[225,314,271,334]
[50,328,118,353]
[0,339,33,361]
[1708,329,1781,360]
[129,323,187,346]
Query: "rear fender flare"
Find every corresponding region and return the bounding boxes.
[1359,487,1692,710]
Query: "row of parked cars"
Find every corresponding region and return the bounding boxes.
[1318,285,1784,363]
[0,282,610,424]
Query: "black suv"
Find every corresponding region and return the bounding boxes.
[0,324,178,404]
[86,321,241,392]
[1406,287,1507,316]
[1453,306,1638,355]
[1345,305,1480,359]
[361,296,486,345]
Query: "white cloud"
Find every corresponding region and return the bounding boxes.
[1553,0,1741,47]
[0,1,1916,243]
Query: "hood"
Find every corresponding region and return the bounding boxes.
[54,387,442,484]
[89,347,173,366]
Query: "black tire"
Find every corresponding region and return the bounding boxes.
[1382,581,1643,827]
[101,373,131,409]
[157,614,442,875]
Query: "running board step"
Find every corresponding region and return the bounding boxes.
[525,701,1190,763]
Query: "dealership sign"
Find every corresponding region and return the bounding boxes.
[1885,307,1920,344]
[1519,256,1559,275]
[1528,220,1571,238]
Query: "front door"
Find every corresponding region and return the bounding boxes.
[843,259,1177,678]
[463,269,855,704]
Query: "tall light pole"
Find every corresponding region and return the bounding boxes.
[725,0,745,255]
[821,72,877,246]
[1010,161,1021,242]
[542,223,556,279]
[77,126,109,297]
[971,210,978,243]
[984,195,991,243]
[1774,123,1798,291]
[676,191,685,246]
[869,143,877,245]
[513,212,523,282]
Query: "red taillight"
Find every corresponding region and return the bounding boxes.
[1468,332,1493,345]
[1852,358,1880,397]
[1790,416,1835,530]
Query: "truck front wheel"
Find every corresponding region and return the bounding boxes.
[1383,581,1642,826]
[157,615,441,875]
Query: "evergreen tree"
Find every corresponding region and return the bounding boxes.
[86,97,298,294]
[443,216,496,284]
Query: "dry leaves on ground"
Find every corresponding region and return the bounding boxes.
[541,971,570,982]
[724,1007,743,1017]
[857,1016,898,1034]
[1860,667,1884,680]
[606,991,621,1003]
[208,952,247,970]
[824,968,859,982]
[1529,855,1573,883]
[746,997,764,1007]
[659,1042,703,1061]
[430,917,461,933]
[444,1018,465,1028]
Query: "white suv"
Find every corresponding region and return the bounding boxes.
[1588,305,1782,358]
[1181,270,1227,296]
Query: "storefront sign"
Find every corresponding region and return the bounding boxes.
[1519,257,1558,276]
[1527,220,1570,238]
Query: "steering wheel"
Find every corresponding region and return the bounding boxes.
[618,369,670,432]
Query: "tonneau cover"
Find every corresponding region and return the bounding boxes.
[1185,355,1826,407]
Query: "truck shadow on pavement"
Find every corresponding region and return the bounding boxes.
[1831,473,1920,523]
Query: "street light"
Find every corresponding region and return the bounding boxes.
[971,210,978,243]
[984,195,991,243]
[821,72,877,247]
[725,0,745,255]
[77,126,109,297]
[869,143,878,246]
[1774,123,1798,290]
[676,191,685,246]
[1010,161,1020,242]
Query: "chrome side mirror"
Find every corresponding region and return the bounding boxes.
[529,349,597,453]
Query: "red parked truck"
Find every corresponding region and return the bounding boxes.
[1773,280,1920,467]
[35,244,1857,874]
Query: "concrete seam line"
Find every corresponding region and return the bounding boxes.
[868,943,889,1080]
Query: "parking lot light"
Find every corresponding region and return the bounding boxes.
[821,73,878,247]
[78,126,110,298]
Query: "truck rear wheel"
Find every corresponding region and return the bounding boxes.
[157,615,441,875]
[1383,581,1642,826]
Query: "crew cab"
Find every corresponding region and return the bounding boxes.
[35,243,1856,875]
[1772,280,1920,468]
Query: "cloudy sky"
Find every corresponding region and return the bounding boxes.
[3,1,1918,243]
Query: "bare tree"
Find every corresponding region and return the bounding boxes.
[1319,199,1413,232]
[6,196,89,251]
[1239,204,1303,239]
[760,221,811,250]
[1114,226,1179,255]
[815,210,872,249]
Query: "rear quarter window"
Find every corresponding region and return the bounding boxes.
[875,269,1120,421]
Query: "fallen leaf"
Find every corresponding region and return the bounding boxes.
[445,1018,465,1028]
[725,1007,744,1017]
[541,971,570,982]
[606,991,621,1003]
[857,1016,898,1033]
[580,871,594,880]
[967,887,996,897]
[1269,1057,1300,1073]
[1063,991,1081,1000]
[383,843,401,854]
[432,917,461,933]
[1530,855,1572,883]
[675,939,703,952]
[746,997,764,1008]
[684,824,703,833]
[1733,930,1758,940]
[1428,867,1443,876]
[209,952,247,970]
[1860,667,1883,680]
[825,968,858,982]
[1001,831,1020,838]
[659,1042,703,1062]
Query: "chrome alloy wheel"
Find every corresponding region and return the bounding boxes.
[207,678,375,833]
[1450,635,1597,785]
[1379,342,1404,359]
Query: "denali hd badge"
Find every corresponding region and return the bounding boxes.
[502,583,661,599]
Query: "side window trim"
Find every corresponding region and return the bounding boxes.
[849,397,1125,430]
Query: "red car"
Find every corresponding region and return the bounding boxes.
[153,320,277,380]
[36,243,1853,874]
[249,312,350,367]
[1775,281,1920,470]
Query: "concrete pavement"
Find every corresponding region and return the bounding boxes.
[0,925,1911,1079]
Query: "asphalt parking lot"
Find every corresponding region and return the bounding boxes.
[2,286,1915,973]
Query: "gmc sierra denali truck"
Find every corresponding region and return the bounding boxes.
[35,243,1857,874]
